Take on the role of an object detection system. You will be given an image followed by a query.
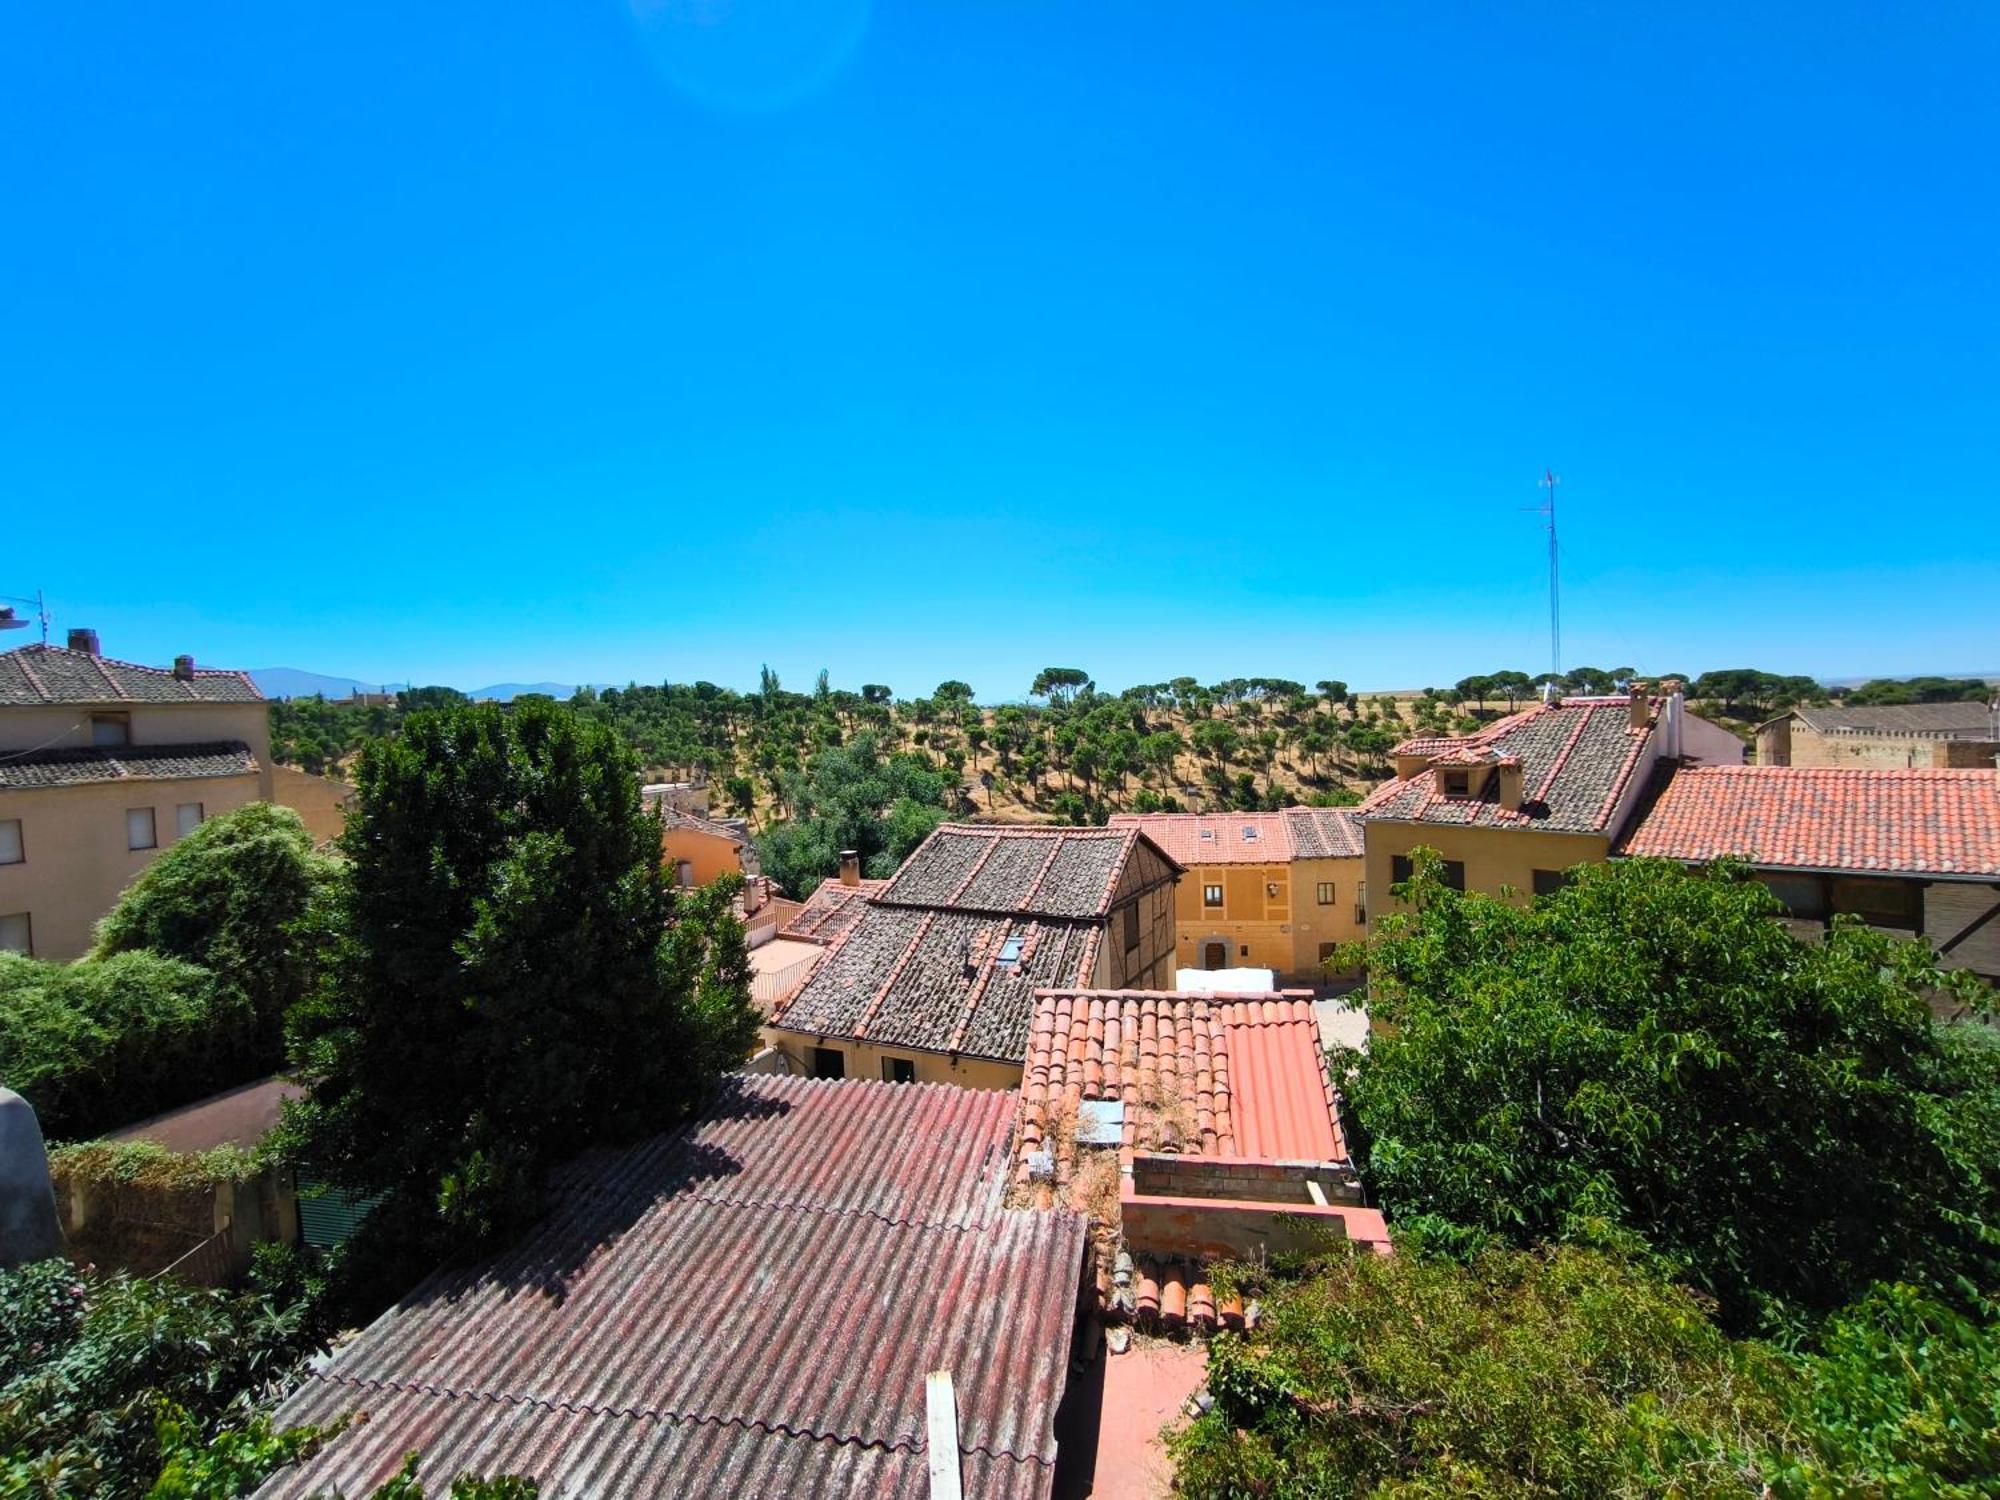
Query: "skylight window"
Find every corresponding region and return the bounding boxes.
[1198,828,1215,840]
[1242,825,1259,841]
[998,935,1025,964]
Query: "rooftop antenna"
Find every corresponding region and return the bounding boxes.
[0,590,51,644]
[1522,471,1561,697]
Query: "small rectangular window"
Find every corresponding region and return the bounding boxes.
[809,1046,845,1079]
[1761,873,1826,921]
[1122,901,1140,952]
[1318,941,1339,963]
[1831,876,1923,931]
[1391,855,1413,884]
[1441,769,1470,797]
[1441,860,1466,891]
[1202,883,1223,908]
[126,807,157,850]
[998,934,1026,964]
[1532,869,1571,898]
[0,912,29,955]
[91,714,131,747]
[175,803,204,839]
[0,819,21,865]
[881,1057,916,1084]
[1316,881,1335,905]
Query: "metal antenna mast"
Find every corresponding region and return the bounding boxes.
[1521,471,1561,692]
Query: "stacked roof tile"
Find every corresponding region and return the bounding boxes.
[1015,989,1347,1189]
[258,1076,1086,1500]
[1358,698,1655,833]
[1616,766,2000,878]
[874,824,1143,918]
[1107,807,1363,864]
[772,824,1179,1063]
[0,741,258,791]
[0,644,261,705]
[780,876,889,943]
[775,905,1101,1061]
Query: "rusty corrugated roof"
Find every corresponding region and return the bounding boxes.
[259,1076,1087,1500]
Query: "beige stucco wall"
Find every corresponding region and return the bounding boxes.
[1364,822,1610,922]
[0,773,263,960]
[268,765,354,845]
[1786,727,1998,770]
[757,1027,1024,1091]
[2,702,272,798]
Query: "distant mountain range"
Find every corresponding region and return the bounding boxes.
[251,669,594,702]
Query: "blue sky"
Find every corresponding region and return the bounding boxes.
[5,3,1995,696]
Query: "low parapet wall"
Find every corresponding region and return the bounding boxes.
[1131,1152,1356,1206]
[1120,1174,1389,1259]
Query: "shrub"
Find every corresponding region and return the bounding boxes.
[1174,1242,1796,1498]
[0,951,255,1140]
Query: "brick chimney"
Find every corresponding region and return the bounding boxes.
[838,849,861,887]
[173,654,195,680]
[1497,758,1525,812]
[66,628,99,656]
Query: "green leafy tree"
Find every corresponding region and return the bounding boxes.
[1348,854,2000,1326]
[93,802,337,1064]
[1174,1242,1796,1499]
[0,951,255,1140]
[1029,666,1089,707]
[282,700,758,1250]
[751,732,953,896]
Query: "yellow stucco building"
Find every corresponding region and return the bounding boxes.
[1356,690,1745,918]
[1108,807,1366,979]
[0,632,344,961]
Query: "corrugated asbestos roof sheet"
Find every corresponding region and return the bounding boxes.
[1357,698,1655,834]
[1616,765,2000,878]
[1015,989,1347,1192]
[0,644,263,705]
[0,741,258,790]
[259,1076,1087,1500]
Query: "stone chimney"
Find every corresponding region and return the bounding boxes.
[66,627,99,656]
[838,849,861,887]
[1497,759,1525,812]
[1629,692,1651,729]
[173,654,195,680]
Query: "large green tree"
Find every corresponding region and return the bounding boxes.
[282,700,758,1246]
[752,731,952,896]
[1346,854,2000,1327]
[93,802,336,1061]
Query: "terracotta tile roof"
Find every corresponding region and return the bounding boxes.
[1107,807,1365,864]
[0,644,262,706]
[773,904,1101,1063]
[1282,806,1366,859]
[1615,765,2000,878]
[1791,701,1996,739]
[258,1076,1086,1500]
[1014,989,1347,1191]
[1107,811,1295,864]
[780,876,889,943]
[1358,698,1656,834]
[0,740,259,790]
[875,823,1173,920]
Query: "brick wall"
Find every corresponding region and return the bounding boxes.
[1131,1152,1353,1205]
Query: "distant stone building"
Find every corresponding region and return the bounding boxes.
[1757,701,1999,770]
